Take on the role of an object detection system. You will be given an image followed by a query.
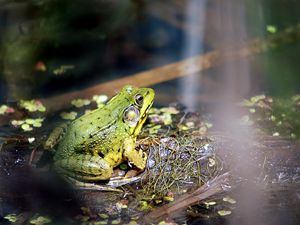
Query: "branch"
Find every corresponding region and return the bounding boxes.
[143,172,231,223]
[41,23,300,113]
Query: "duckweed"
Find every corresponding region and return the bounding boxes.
[223,196,236,204]
[4,214,17,222]
[19,100,46,112]
[71,99,91,108]
[60,111,77,120]
[53,65,75,75]
[93,95,108,107]
[29,215,51,225]
[11,118,44,131]
[217,210,232,216]
[0,105,15,115]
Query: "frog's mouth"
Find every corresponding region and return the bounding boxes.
[133,100,154,136]
[141,101,153,120]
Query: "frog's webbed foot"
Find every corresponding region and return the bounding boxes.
[123,139,147,170]
[54,154,113,181]
[68,175,142,192]
[67,177,123,192]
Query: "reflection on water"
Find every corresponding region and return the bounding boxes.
[180,0,206,111]
[0,0,300,224]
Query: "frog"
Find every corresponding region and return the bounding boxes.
[45,85,155,183]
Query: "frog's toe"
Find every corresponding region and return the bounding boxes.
[140,149,147,161]
[138,150,147,168]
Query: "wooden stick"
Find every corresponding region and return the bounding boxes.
[41,23,300,113]
[42,50,220,113]
[144,172,231,222]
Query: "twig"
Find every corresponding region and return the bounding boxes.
[143,172,231,222]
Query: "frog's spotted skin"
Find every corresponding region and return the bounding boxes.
[51,85,155,181]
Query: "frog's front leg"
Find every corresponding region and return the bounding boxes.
[54,154,113,181]
[123,138,147,170]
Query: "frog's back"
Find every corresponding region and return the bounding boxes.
[55,104,123,159]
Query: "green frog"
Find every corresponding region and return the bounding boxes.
[45,85,155,183]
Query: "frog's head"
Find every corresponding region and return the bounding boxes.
[112,85,155,136]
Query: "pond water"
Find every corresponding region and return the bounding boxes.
[0,0,300,224]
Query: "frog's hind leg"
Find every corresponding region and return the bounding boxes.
[54,154,113,181]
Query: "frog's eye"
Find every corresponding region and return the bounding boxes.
[123,106,140,126]
[134,94,144,107]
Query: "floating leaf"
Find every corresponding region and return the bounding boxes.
[185,121,195,128]
[139,200,152,211]
[11,120,25,126]
[25,118,36,124]
[161,114,172,125]
[160,107,179,114]
[98,213,109,219]
[53,65,74,75]
[60,111,77,120]
[249,108,256,113]
[116,201,128,210]
[28,137,35,143]
[30,215,51,225]
[21,123,33,131]
[204,201,217,208]
[20,100,46,112]
[148,107,175,125]
[223,196,237,204]
[124,221,139,225]
[4,214,17,222]
[71,99,91,108]
[157,220,177,225]
[266,25,277,33]
[149,108,160,114]
[24,118,44,127]
[250,95,266,104]
[271,115,276,121]
[93,95,108,107]
[111,218,121,224]
[148,125,161,134]
[13,118,44,131]
[0,105,15,115]
[240,95,267,107]
[178,124,189,131]
[217,210,232,216]
[0,106,8,115]
[155,199,163,204]
[96,220,108,225]
[32,122,42,128]
[163,196,174,202]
